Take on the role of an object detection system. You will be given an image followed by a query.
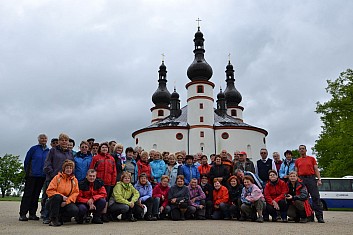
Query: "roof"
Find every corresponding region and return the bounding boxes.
[132,105,268,137]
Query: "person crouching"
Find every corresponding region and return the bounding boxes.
[46,160,79,226]
[76,169,107,224]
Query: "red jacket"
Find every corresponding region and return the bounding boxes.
[76,178,107,203]
[264,179,288,204]
[288,180,313,217]
[213,186,229,206]
[137,160,152,182]
[90,153,117,186]
[152,183,170,208]
[198,164,212,176]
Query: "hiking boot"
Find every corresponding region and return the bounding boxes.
[28,215,40,220]
[256,216,264,223]
[317,217,325,223]
[145,215,157,221]
[91,216,103,224]
[19,215,28,221]
[49,218,61,227]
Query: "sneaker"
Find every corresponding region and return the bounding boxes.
[43,219,50,224]
[19,215,28,221]
[299,218,307,223]
[317,218,325,223]
[145,215,157,221]
[256,216,264,223]
[28,215,40,220]
[282,218,288,223]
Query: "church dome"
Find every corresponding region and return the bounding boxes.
[187,27,213,81]
[224,60,242,106]
[152,61,171,107]
[171,88,179,99]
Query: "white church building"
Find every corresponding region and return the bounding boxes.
[132,27,268,160]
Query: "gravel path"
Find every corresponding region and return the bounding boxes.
[1,201,352,235]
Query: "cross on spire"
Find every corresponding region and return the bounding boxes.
[228,53,231,62]
[196,17,202,28]
[161,53,165,62]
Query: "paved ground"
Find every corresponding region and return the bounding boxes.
[1,201,352,235]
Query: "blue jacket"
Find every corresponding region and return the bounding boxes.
[165,163,180,187]
[279,159,296,179]
[150,159,166,183]
[74,152,93,182]
[134,181,152,202]
[180,164,200,185]
[24,144,49,178]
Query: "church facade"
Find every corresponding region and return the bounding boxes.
[132,27,268,161]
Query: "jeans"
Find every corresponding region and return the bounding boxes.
[77,198,106,219]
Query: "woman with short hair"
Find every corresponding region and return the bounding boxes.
[74,141,92,182]
[150,151,166,184]
[285,171,313,223]
[152,175,171,219]
[46,160,79,226]
[134,173,157,221]
[108,172,140,222]
[188,178,206,219]
[164,153,179,187]
[212,179,229,220]
[168,175,191,221]
[240,175,265,222]
[227,175,243,220]
[137,151,152,182]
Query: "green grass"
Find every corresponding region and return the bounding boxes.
[0,196,22,201]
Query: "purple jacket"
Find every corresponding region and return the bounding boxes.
[188,185,206,207]
[43,146,74,180]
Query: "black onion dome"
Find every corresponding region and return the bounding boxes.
[187,27,213,81]
[152,61,171,107]
[171,88,179,99]
[217,88,225,100]
[224,60,242,106]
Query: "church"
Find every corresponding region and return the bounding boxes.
[132,26,268,161]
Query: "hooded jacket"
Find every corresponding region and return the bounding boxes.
[152,183,170,208]
[179,164,200,185]
[46,172,79,204]
[287,180,313,217]
[150,159,166,183]
[44,146,74,180]
[76,178,107,203]
[74,151,92,182]
[264,179,288,204]
[137,160,152,182]
[134,181,153,202]
[90,152,117,186]
[109,181,140,206]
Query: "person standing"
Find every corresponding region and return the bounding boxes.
[233,151,255,174]
[256,148,277,183]
[279,150,295,182]
[42,133,74,224]
[19,134,49,221]
[272,152,283,172]
[295,145,325,223]
[74,141,92,182]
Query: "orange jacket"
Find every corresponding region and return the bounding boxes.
[198,164,212,176]
[46,172,79,204]
[213,185,229,205]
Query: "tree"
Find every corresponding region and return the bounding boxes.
[314,69,353,177]
[0,154,24,198]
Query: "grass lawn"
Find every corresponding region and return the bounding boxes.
[0,196,22,201]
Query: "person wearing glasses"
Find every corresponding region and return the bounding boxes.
[74,141,93,182]
[233,151,255,174]
[263,170,288,222]
[256,148,277,183]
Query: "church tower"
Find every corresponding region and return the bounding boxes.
[224,60,244,121]
[151,61,171,123]
[186,26,215,154]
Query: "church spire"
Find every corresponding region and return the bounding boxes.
[186,24,213,82]
[224,60,242,107]
[152,60,171,108]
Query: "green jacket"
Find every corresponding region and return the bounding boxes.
[110,181,140,206]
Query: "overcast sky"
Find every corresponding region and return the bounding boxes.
[1,0,352,161]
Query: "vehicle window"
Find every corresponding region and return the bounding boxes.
[330,179,352,192]
[318,179,331,191]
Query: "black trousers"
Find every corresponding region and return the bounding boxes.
[300,176,323,218]
[46,194,79,219]
[134,197,154,218]
[19,176,45,216]
[265,199,287,219]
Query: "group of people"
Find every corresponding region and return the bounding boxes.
[18,133,325,227]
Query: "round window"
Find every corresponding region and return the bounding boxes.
[221,132,229,139]
[176,133,183,140]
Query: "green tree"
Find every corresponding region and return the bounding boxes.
[0,154,24,198]
[314,69,353,177]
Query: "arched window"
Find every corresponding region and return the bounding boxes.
[197,85,204,93]
[231,109,237,116]
[135,138,139,145]
[153,144,157,149]
[158,110,164,116]
[200,143,205,152]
